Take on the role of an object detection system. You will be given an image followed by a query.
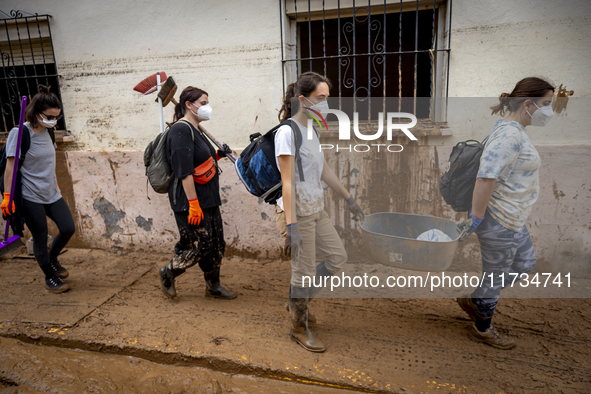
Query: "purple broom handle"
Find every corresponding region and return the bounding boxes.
[3,96,27,243]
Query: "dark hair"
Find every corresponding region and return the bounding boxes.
[278,71,332,122]
[25,85,62,128]
[491,77,555,116]
[172,86,208,124]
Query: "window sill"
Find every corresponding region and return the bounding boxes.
[0,129,75,145]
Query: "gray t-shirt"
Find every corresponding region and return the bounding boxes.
[5,122,61,204]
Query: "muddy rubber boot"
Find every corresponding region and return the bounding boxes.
[285,302,317,324]
[204,268,236,299]
[49,257,69,279]
[159,262,184,299]
[469,324,516,350]
[289,286,326,353]
[288,261,332,323]
[457,296,478,321]
[308,261,332,300]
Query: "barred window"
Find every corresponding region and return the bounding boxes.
[280,0,451,121]
[0,10,67,135]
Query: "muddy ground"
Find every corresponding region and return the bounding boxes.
[1,248,590,393]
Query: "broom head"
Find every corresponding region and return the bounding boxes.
[133,72,168,95]
[156,76,177,107]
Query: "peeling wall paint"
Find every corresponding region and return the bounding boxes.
[92,197,126,238]
[135,216,153,232]
[62,151,284,258]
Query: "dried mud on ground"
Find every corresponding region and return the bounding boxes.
[1,248,590,393]
[0,337,347,394]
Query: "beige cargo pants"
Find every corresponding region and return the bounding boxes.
[275,205,347,287]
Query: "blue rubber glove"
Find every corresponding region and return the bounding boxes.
[285,223,303,258]
[458,213,485,242]
[470,213,484,232]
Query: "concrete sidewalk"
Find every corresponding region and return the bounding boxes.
[1,249,590,393]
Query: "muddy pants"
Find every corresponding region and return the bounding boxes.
[170,206,225,273]
[291,210,348,288]
[22,198,75,274]
[471,210,537,318]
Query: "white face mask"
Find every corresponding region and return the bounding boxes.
[190,103,212,121]
[304,97,329,113]
[526,102,554,127]
[37,115,57,128]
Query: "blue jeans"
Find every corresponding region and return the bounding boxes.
[471,211,537,318]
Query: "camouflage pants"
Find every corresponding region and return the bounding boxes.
[170,206,226,273]
[471,210,537,318]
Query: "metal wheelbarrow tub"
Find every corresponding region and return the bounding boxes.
[361,212,460,272]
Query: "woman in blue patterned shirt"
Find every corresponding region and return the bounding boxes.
[457,77,555,349]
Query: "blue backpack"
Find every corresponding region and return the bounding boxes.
[235,120,305,204]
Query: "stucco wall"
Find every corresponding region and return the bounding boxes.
[432,0,591,145]
[3,0,285,150]
[52,152,284,258]
[5,0,589,148]
[2,1,589,275]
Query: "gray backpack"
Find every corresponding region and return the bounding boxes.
[144,120,194,194]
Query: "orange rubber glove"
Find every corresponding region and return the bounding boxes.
[188,197,204,226]
[1,193,15,220]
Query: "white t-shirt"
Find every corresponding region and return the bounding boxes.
[275,118,324,217]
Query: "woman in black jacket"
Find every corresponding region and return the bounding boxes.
[158,86,235,300]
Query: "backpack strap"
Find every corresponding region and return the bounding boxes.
[172,120,197,207]
[176,120,196,142]
[281,119,306,182]
[48,127,56,145]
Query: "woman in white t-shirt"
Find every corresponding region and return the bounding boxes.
[276,72,364,352]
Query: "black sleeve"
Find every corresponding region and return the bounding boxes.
[168,123,194,179]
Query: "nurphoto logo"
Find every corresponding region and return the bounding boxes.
[302,105,419,153]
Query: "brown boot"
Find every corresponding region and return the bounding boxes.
[457,296,478,321]
[204,268,236,299]
[289,286,325,352]
[285,301,317,324]
[469,324,516,350]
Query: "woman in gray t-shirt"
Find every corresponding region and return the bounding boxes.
[2,85,75,294]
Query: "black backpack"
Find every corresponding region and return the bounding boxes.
[440,137,488,212]
[234,120,305,204]
[0,125,55,236]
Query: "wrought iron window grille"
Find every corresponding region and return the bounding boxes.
[279,0,452,124]
[0,9,67,135]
